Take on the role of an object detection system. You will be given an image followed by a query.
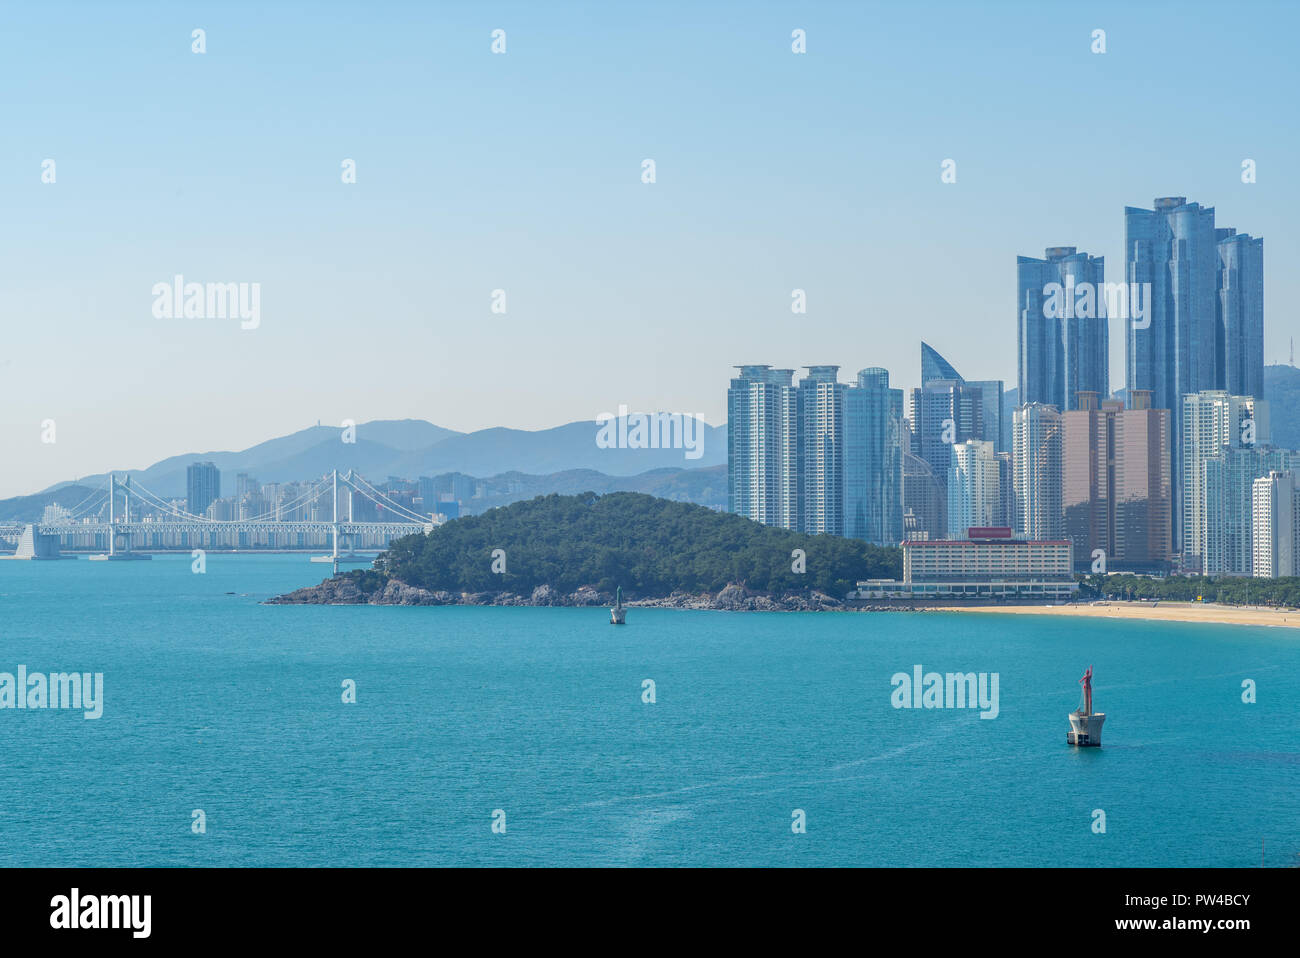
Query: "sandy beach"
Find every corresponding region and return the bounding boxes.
[933,600,1300,630]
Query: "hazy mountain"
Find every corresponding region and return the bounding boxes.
[43,420,463,499]
[36,416,724,500]
[387,420,725,480]
[3,466,727,525]
[0,483,103,524]
[463,465,727,515]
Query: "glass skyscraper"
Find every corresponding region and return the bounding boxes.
[1125,197,1264,552]
[843,368,904,545]
[1216,229,1265,401]
[1017,246,1108,411]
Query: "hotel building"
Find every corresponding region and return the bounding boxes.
[857,527,1077,600]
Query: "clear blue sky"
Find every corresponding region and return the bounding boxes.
[2,0,1297,497]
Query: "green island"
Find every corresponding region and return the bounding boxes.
[269,492,901,609]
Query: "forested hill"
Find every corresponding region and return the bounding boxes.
[372,492,900,598]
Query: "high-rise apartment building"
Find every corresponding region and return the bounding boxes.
[843,368,905,545]
[1125,198,1219,422]
[903,453,946,542]
[727,365,799,529]
[1017,247,1108,413]
[913,343,1004,462]
[729,364,904,544]
[1181,390,1269,563]
[995,451,1015,530]
[186,461,220,518]
[1216,229,1265,400]
[947,439,999,539]
[1251,470,1296,578]
[1012,403,1063,541]
[1125,197,1265,546]
[798,366,846,536]
[1202,446,1293,575]
[1062,390,1172,572]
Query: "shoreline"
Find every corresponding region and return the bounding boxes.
[930,600,1300,630]
[267,576,1300,627]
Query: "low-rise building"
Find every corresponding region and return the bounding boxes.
[856,526,1077,600]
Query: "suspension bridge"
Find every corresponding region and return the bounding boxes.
[0,470,437,564]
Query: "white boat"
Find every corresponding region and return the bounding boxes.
[610,586,626,625]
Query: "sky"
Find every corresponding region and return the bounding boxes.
[2,0,1298,498]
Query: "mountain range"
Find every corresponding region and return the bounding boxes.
[37,417,726,500]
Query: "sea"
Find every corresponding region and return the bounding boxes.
[1,553,1297,867]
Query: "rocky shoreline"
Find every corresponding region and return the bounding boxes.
[265,577,867,611]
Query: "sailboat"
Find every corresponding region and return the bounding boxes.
[610,586,627,625]
[1066,665,1105,747]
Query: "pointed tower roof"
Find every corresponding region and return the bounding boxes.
[921,342,963,386]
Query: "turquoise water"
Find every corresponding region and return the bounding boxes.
[1,554,1297,867]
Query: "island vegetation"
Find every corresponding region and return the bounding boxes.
[331,491,900,602]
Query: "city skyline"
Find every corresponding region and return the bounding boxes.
[4,1,1298,498]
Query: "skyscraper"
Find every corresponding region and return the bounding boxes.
[914,342,1004,454]
[903,452,946,542]
[727,366,798,529]
[797,366,846,536]
[1181,390,1268,563]
[1216,229,1264,400]
[1251,471,1296,578]
[946,439,999,539]
[843,368,904,545]
[1125,198,1219,418]
[910,378,984,484]
[1062,390,1172,572]
[729,364,901,542]
[1203,447,1293,575]
[994,451,1015,530]
[1017,246,1108,412]
[1125,197,1265,548]
[1012,403,1063,541]
[186,461,220,517]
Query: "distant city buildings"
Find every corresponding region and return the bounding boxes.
[716,194,1281,579]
